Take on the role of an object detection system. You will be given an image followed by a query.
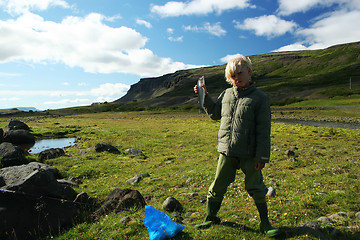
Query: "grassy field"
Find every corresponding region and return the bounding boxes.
[1,110,360,240]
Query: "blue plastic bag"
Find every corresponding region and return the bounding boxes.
[143,205,185,240]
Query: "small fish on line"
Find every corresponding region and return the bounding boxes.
[197,76,205,110]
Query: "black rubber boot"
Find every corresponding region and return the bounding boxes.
[255,202,281,237]
[195,199,221,229]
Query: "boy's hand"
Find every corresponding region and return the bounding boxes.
[255,161,265,171]
[194,84,207,95]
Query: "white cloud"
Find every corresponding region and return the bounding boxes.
[167,27,183,42]
[44,98,90,105]
[0,82,131,108]
[90,83,130,97]
[220,54,245,63]
[168,36,183,42]
[277,0,360,16]
[104,14,122,22]
[78,82,87,86]
[0,12,200,77]
[136,19,152,28]
[0,83,130,97]
[151,0,252,17]
[0,72,23,77]
[234,15,298,38]
[167,28,174,34]
[275,8,360,51]
[183,22,226,37]
[0,97,20,101]
[0,0,70,16]
[296,9,360,49]
[273,43,310,52]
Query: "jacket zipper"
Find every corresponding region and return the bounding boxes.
[227,96,240,155]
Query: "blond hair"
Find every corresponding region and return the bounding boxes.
[225,56,252,85]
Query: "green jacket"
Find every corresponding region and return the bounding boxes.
[203,84,271,163]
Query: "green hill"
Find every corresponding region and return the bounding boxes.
[116,41,360,108]
[3,42,358,116]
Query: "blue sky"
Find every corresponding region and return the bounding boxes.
[0,0,359,110]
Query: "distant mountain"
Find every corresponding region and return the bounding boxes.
[20,107,40,112]
[0,107,42,115]
[15,107,40,112]
[116,41,360,108]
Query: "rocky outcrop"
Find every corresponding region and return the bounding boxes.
[3,129,35,148]
[6,119,31,131]
[117,71,193,103]
[38,148,65,162]
[95,142,120,154]
[0,162,80,239]
[0,162,76,200]
[126,173,150,185]
[0,142,27,167]
[92,188,146,220]
[0,120,35,168]
[125,148,146,157]
[162,197,183,212]
[0,189,79,240]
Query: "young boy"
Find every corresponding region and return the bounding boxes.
[194,56,280,237]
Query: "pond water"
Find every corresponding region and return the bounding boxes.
[29,137,76,154]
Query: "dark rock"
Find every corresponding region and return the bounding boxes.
[125,148,145,157]
[0,162,59,184]
[126,173,150,185]
[74,192,90,204]
[329,212,348,220]
[0,175,5,187]
[0,142,27,167]
[92,189,145,220]
[162,196,183,212]
[301,221,321,230]
[293,221,328,240]
[317,216,334,224]
[38,148,65,162]
[0,162,75,200]
[285,150,295,157]
[3,129,35,149]
[7,120,30,131]
[330,228,342,238]
[0,189,79,240]
[95,142,120,154]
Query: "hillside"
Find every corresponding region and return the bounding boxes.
[116,41,360,108]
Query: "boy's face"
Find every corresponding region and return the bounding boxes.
[230,65,251,88]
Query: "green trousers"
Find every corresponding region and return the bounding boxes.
[207,153,268,204]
